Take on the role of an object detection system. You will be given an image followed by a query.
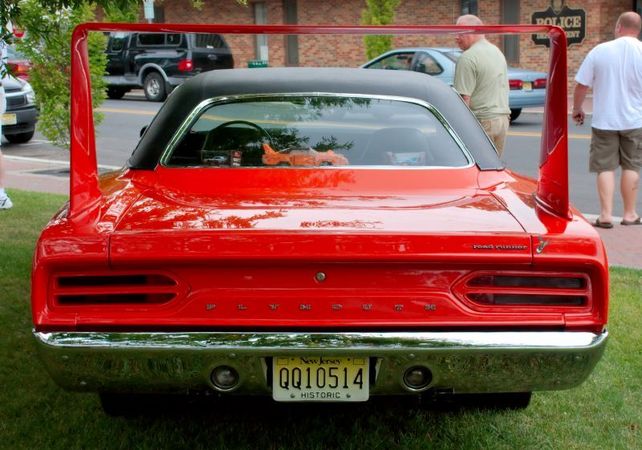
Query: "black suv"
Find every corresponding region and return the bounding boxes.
[105,32,234,102]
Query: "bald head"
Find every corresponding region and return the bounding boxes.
[615,11,641,37]
[455,14,485,50]
[456,14,484,26]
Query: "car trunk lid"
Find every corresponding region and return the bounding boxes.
[109,167,530,264]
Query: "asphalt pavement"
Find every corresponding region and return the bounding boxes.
[2,94,640,269]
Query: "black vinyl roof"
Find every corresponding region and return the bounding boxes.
[128,67,502,170]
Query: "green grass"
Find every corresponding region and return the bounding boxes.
[1,189,640,450]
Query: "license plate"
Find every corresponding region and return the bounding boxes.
[1,113,17,126]
[522,81,533,91]
[272,356,369,402]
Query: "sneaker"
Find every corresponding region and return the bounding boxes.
[0,195,13,209]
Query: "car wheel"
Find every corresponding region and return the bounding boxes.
[5,130,35,144]
[99,393,135,416]
[106,87,127,100]
[423,392,532,410]
[510,108,522,123]
[100,393,167,416]
[143,72,167,102]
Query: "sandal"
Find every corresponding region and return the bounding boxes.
[621,217,641,226]
[593,218,614,229]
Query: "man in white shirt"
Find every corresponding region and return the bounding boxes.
[0,37,13,210]
[573,11,642,228]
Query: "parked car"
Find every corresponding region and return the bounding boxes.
[33,62,608,414]
[1,74,37,144]
[105,32,234,102]
[362,47,547,122]
[6,45,31,81]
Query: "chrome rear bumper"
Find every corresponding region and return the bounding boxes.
[34,330,607,395]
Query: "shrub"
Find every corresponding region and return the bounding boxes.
[361,0,401,60]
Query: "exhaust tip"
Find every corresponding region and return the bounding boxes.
[211,366,240,391]
[403,366,433,391]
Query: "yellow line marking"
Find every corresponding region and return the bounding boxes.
[98,107,157,116]
[508,130,590,140]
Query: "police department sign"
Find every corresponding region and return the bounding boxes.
[531,0,586,46]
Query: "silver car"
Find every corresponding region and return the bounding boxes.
[362,47,547,122]
[2,74,37,144]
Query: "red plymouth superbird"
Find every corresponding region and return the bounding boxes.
[31,23,608,414]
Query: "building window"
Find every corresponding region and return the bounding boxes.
[283,0,299,66]
[254,2,268,61]
[501,0,520,64]
[461,0,478,15]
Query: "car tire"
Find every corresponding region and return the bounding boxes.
[510,108,522,123]
[106,87,127,100]
[4,130,35,144]
[423,392,532,410]
[99,393,167,416]
[143,72,167,102]
[99,393,135,416]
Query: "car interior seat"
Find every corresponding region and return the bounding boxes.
[364,127,434,166]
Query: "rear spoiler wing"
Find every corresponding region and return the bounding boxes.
[70,23,569,220]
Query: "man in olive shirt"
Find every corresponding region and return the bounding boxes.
[454,15,511,156]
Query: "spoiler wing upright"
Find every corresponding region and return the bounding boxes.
[69,23,569,220]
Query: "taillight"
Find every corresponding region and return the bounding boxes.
[52,273,179,305]
[456,272,590,307]
[533,78,547,89]
[509,79,523,90]
[8,61,30,80]
[177,58,193,72]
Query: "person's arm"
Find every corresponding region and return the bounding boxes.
[572,83,589,125]
[573,49,595,126]
[453,55,475,107]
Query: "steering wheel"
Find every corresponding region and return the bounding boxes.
[210,120,274,146]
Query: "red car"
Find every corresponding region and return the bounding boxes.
[32,23,608,415]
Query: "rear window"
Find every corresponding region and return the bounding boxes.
[194,34,227,49]
[137,33,181,46]
[166,34,181,45]
[164,95,469,168]
[442,50,461,62]
[108,32,128,51]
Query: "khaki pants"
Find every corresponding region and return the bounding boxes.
[480,115,510,157]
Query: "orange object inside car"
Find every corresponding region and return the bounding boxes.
[262,143,349,166]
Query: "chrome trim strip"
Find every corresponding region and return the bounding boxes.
[159,92,475,168]
[34,330,607,396]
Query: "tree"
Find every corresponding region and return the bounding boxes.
[1,0,136,148]
[361,0,401,60]
[2,0,246,148]
[15,1,107,147]
[1,0,135,43]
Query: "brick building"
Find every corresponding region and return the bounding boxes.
[153,0,642,85]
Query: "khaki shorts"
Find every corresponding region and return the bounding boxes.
[590,127,642,172]
[480,115,510,157]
